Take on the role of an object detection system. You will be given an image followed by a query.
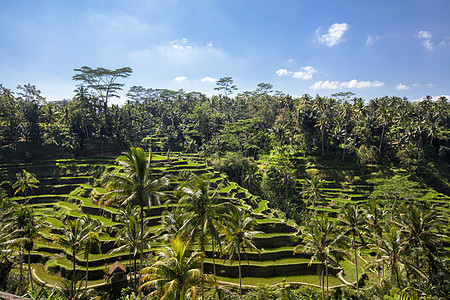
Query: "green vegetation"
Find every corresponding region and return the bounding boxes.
[0,75,449,299]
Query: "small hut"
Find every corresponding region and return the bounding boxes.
[108,261,127,282]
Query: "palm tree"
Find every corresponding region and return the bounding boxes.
[294,214,347,300]
[396,203,446,283]
[13,169,39,203]
[3,206,48,293]
[221,207,260,300]
[363,199,387,282]
[79,215,102,292]
[374,226,407,287]
[156,204,185,243]
[59,219,90,293]
[178,173,231,299]
[377,103,391,153]
[140,238,208,300]
[315,114,329,156]
[101,147,170,275]
[339,204,366,290]
[303,176,327,208]
[110,214,153,292]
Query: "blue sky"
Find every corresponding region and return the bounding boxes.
[1,0,449,104]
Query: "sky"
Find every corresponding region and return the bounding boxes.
[1,0,449,105]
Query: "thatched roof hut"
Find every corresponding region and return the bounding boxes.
[108,261,126,275]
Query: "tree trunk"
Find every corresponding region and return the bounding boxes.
[85,247,89,292]
[200,235,205,300]
[139,203,144,292]
[321,131,325,156]
[73,249,76,294]
[321,262,324,300]
[238,246,242,300]
[379,125,385,153]
[326,260,329,299]
[212,238,219,298]
[28,249,33,292]
[19,246,23,293]
[134,255,138,293]
[353,233,359,290]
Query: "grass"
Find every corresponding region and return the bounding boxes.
[216,274,342,287]
[205,257,313,266]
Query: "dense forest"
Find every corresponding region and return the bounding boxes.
[0,67,449,300]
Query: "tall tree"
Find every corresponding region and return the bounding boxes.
[214,77,238,98]
[294,214,347,300]
[222,207,260,300]
[59,219,90,293]
[79,215,102,292]
[73,66,132,134]
[178,173,231,299]
[363,199,387,282]
[302,176,327,208]
[101,147,169,278]
[109,215,146,292]
[3,206,48,293]
[339,204,366,290]
[13,170,39,204]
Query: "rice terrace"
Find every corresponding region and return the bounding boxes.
[1,1,450,300]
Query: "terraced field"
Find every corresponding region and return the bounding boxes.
[1,155,342,290]
[2,154,448,291]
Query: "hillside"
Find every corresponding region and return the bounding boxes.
[1,149,448,298]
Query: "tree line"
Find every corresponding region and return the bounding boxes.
[1,67,448,169]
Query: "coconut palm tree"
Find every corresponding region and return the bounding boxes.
[395,203,446,283]
[303,176,327,208]
[363,199,387,282]
[79,215,103,292]
[109,215,152,292]
[13,169,39,203]
[178,173,231,299]
[315,113,329,156]
[140,238,208,300]
[156,204,185,243]
[294,214,347,300]
[339,204,367,290]
[101,147,170,274]
[221,207,260,300]
[3,206,48,293]
[59,219,90,293]
[374,226,407,287]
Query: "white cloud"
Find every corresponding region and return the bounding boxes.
[310,79,384,90]
[417,30,434,50]
[276,69,291,76]
[341,80,384,89]
[426,83,435,88]
[412,83,420,87]
[395,83,410,90]
[201,76,216,83]
[170,38,193,50]
[418,31,432,39]
[293,66,317,80]
[207,42,213,47]
[366,35,380,46]
[127,39,227,76]
[276,66,317,80]
[173,76,186,82]
[310,81,340,90]
[317,23,349,47]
